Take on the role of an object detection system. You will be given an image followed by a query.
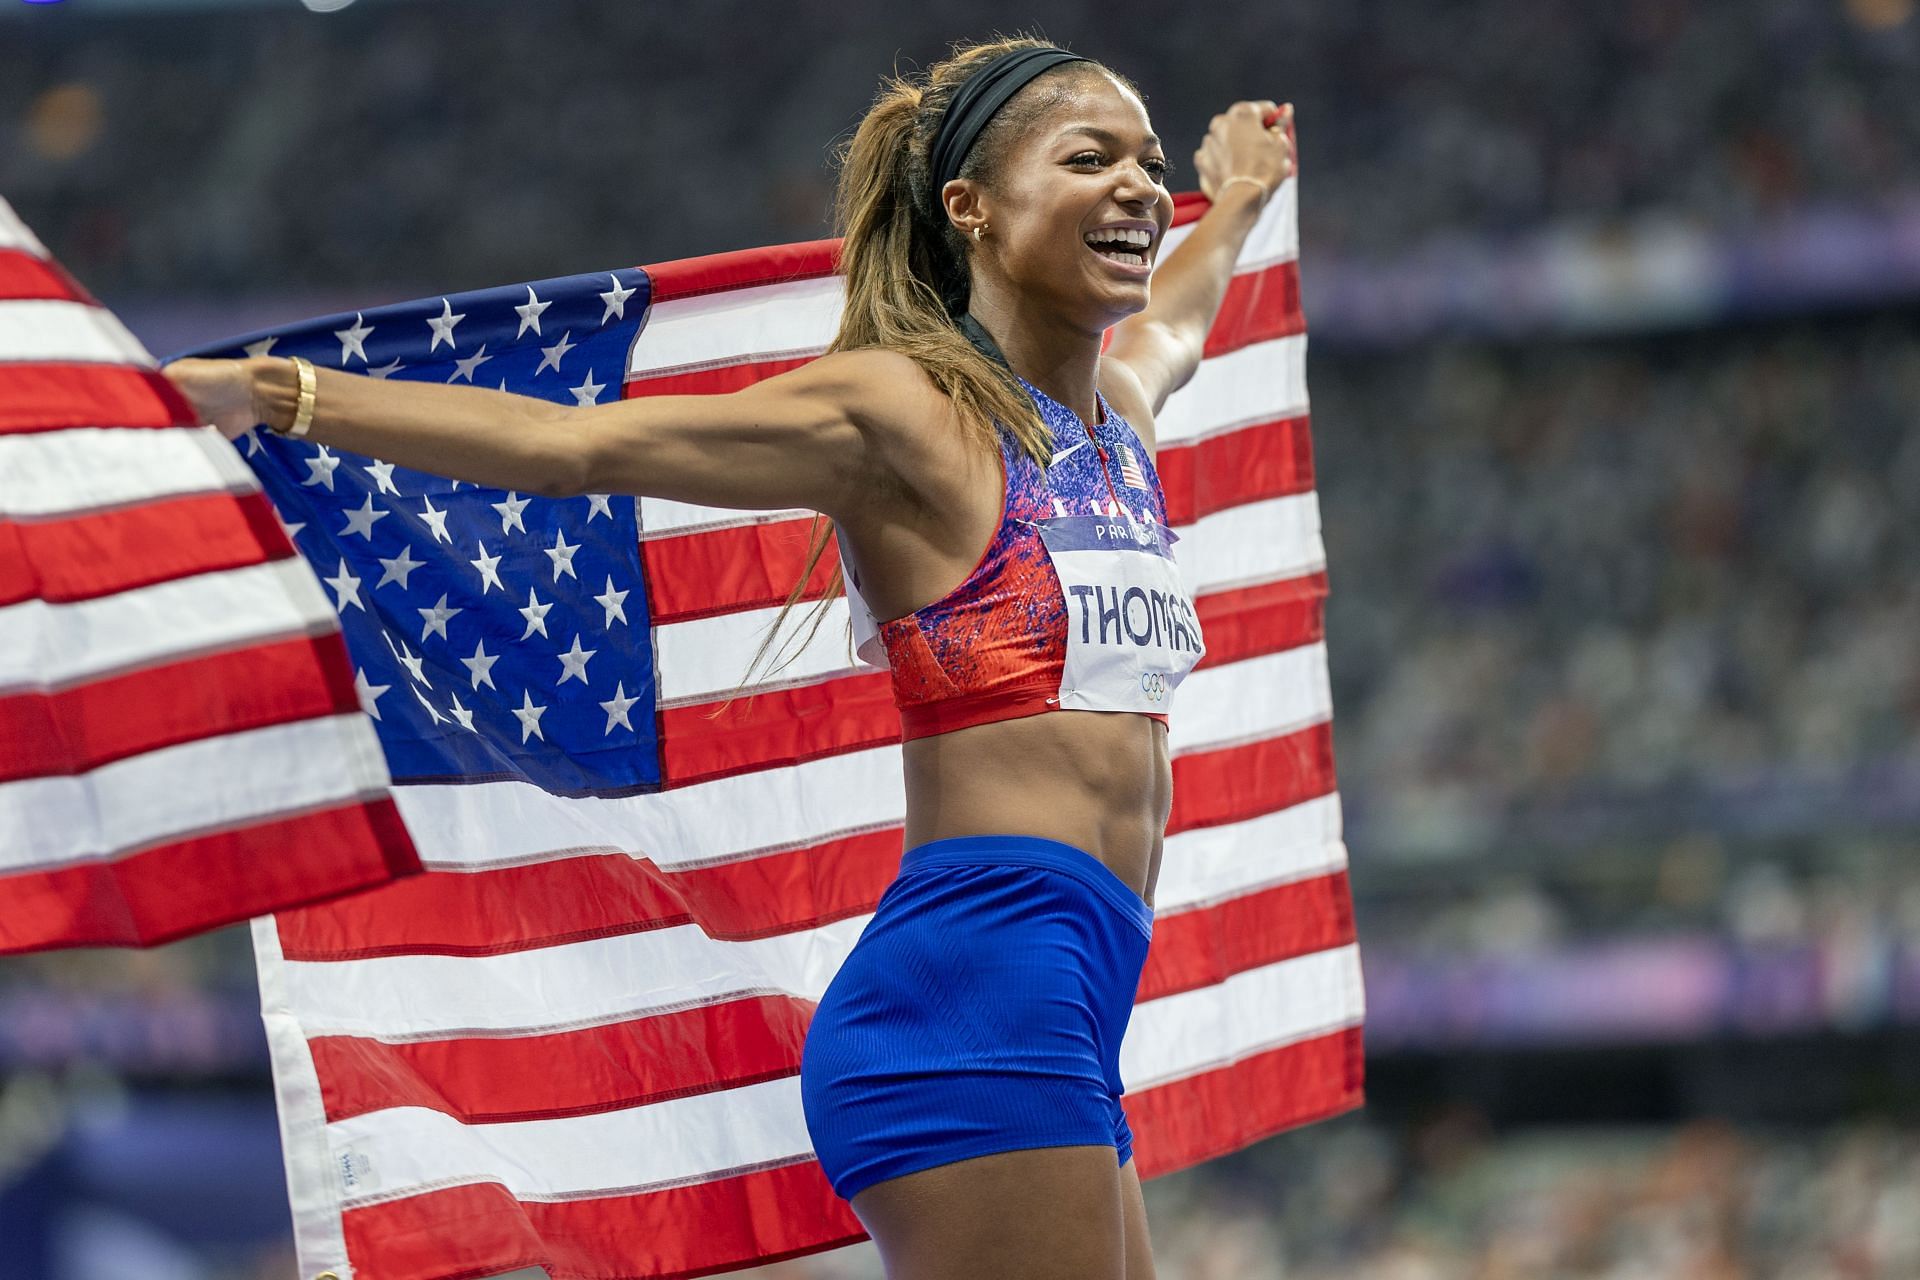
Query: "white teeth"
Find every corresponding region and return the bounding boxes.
[1083,227,1153,248]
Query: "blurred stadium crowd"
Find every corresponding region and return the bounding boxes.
[2,0,1918,293]
[5,0,1920,1275]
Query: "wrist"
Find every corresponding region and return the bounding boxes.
[1210,174,1271,213]
[250,356,300,435]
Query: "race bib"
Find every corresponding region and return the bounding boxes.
[1032,511,1206,714]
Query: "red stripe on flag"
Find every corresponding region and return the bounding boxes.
[1169,721,1337,835]
[0,364,192,434]
[1191,571,1327,670]
[1155,413,1314,527]
[1142,871,1355,1001]
[0,798,417,954]
[0,248,90,303]
[339,1161,865,1280]
[1203,259,1304,357]
[276,826,907,961]
[657,668,900,786]
[310,992,816,1123]
[0,491,292,608]
[1128,1024,1365,1180]
[0,633,360,785]
[642,239,840,302]
[640,512,840,622]
[300,866,1353,1124]
[624,354,815,401]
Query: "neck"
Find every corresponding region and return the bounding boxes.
[964,289,1105,428]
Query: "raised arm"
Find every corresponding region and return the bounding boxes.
[161,346,914,521]
[1104,101,1295,423]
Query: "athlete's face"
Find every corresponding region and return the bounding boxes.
[960,73,1175,331]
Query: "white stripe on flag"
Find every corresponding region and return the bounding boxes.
[0,202,51,257]
[0,298,152,365]
[1154,333,1309,446]
[0,426,259,520]
[627,276,844,380]
[0,713,390,874]
[0,557,336,693]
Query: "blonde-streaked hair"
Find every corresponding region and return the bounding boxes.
[712,34,1136,715]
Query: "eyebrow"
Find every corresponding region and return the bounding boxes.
[1056,125,1163,150]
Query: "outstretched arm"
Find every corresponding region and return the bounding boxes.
[1104,101,1295,425]
[161,346,903,520]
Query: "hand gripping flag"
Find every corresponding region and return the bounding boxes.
[180,166,1364,1280]
[0,198,419,955]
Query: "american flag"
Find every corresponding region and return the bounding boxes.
[1115,439,1150,491]
[180,173,1362,1280]
[0,198,418,955]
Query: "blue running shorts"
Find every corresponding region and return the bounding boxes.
[799,833,1155,1204]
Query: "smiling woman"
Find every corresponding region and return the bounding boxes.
[159,29,1291,1280]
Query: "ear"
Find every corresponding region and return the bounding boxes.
[939,178,989,240]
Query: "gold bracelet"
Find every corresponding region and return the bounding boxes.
[284,355,317,438]
[1214,174,1272,206]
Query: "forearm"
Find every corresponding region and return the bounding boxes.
[1140,181,1267,345]
[249,356,581,495]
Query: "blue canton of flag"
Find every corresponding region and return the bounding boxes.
[183,271,658,796]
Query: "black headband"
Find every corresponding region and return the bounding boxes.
[928,46,1093,205]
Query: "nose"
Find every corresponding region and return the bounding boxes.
[1112,158,1159,206]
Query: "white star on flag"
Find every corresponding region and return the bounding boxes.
[469,542,504,593]
[333,312,373,364]
[368,357,406,379]
[449,343,492,383]
[376,544,425,590]
[353,668,389,719]
[244,336,277,358]
[322,559,364,613]
[427,297,466,352]
[570,369,606,406]
[363,459,400,494]
[598,682,639,733]
[412,688,448,725]
[510,689,548,743]
[461,639,499,690]
[536,330,575,375]
[339,494,390,541]
[544,528,580,581]
[447,694,476,731]
[555,635,596,685]
[301,445,341,490]
[492,491,530,535]
[417,592,462,642]
[517,588,552,640]
[585,493,613,521]
[418,496,452,543]
[385,634,431,687]
[599,274,636,323]
[514,286,552,338]
[594,576,629,627]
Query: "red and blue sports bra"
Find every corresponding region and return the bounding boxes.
[840,376,1207,742]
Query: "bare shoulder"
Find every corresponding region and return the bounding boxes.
[801,345,973,515]
[1098,355,1160,458]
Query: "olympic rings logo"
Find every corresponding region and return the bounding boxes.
[1139,671,1169,703]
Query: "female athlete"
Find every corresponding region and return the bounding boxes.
[163,34,1293,1280]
